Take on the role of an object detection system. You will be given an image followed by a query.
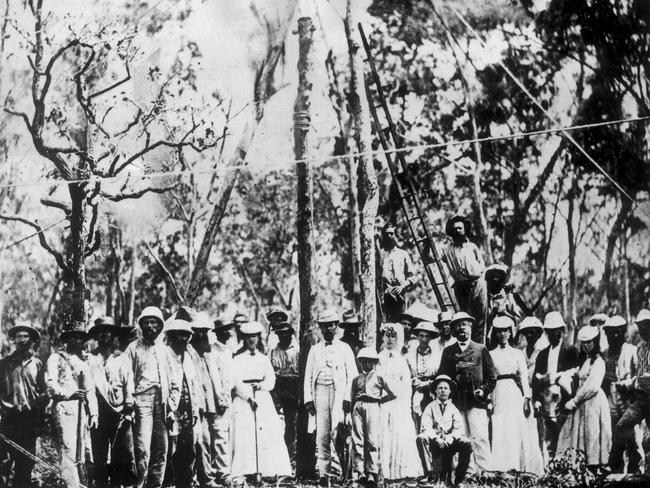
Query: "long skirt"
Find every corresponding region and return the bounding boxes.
[491,379,543,474]
[379,400,422,480]
[230,391,292,479]
[556,390,612,466]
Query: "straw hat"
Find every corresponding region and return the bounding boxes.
[519,316,543,331]
[577,325,599,342]
[543,311,566,330]
[356,347,379,361]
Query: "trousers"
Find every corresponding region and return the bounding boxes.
[416,434,472,483]
[351,401,380,477]
[461,408,491,472]
[0,410,38,487]
[315,383,337,476]
[195,414,217,488]
[171,423,195,488]
[272,376,299,463]
[133,387,168,488]
[615,391,650,470]
[211,409,231,481]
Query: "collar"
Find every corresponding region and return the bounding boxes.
[458,341,468,348]
[417,346,431,355]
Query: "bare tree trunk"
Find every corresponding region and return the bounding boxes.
[294,17,320,480]
[128,243,137,325]
[566,175,579,345]
[345,3,379,347]
[623,231,630,323]
[596,197,633,308]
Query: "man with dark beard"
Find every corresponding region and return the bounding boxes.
[602,315,640,473]
[441,215,487,343]
[188,312,228,488]
[166,319,203,488]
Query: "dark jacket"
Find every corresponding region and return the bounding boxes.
[438,341,496,411]
[531,341,580,404]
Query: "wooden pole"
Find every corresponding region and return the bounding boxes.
[294,17,320,480]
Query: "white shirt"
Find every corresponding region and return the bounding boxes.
[547,340,562,375]
[458,341,469,352]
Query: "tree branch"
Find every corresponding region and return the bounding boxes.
[101,181,180,202]
[142,241,185,304]
[40,197,71,215]
[0,213,68,271]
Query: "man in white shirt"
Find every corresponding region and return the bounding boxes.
[304,309,358,484]
[532,311,579,458]
[440,215,488,342]
[417,375,472,484]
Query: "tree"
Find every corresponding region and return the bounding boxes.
[2,1,221,334]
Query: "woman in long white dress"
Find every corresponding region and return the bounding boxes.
[377,323,423,480]
[230,322,292,481]
[489,316,543,474]
[556,325,611,471]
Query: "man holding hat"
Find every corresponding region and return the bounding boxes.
[188,312,229,488]
[416,374,472,484]
[304,309,358,483]
[0,320,46,486]
[601,315,640,473]
[614,310,650,471]
[269,321,300,463]
[339,309,365,358]
[441,214,488,342]
[46,321,99,488]
[438,311,496,473]
[211,318,236,484]
[124,306,181,488]
[380,223,418,321]
[166,318,204,488]
[531,311,579,458]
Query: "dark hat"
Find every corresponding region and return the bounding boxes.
[340,309,362,327]
[275,322,294,334]
[88,316,116,337]
[174,305,199,323]
[431,374,457,394]
[8,320,40,342]
[61,321,89,341]
[266,307,288,323]
[213,318,233,332]
[445,214,471,237]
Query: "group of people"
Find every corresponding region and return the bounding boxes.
[2,300,649,488]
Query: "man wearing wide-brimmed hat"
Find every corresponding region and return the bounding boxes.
[187,312,229,488]
[46,320,99,488]
[406,321,440,427]
[87,316,137,488]
[438,312,496,473]
[531,311,579,458]
[0,320,46,486]
[269,321,299,463]
[601,315,640,473]
[304,308,358,483]
[485,264,526,338]
[124,306,181,488]
[416,374,472,484]
[339,309,365,358]
[380,223,418,321]
[165,319,204,488]
[614,309,650,471]
[266,307,299,351]
[210,317,236,483]
[440,214,488,342]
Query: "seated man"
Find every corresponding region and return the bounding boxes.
[416,375,472,485]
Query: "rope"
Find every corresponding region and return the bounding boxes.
[448,4,638,205]
[0,115,647,191]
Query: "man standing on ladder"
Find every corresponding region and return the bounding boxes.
[380,223,418,321]
[441,215,488,343]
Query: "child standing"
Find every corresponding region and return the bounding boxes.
[350,347,396,487]
[416,375,472,485]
